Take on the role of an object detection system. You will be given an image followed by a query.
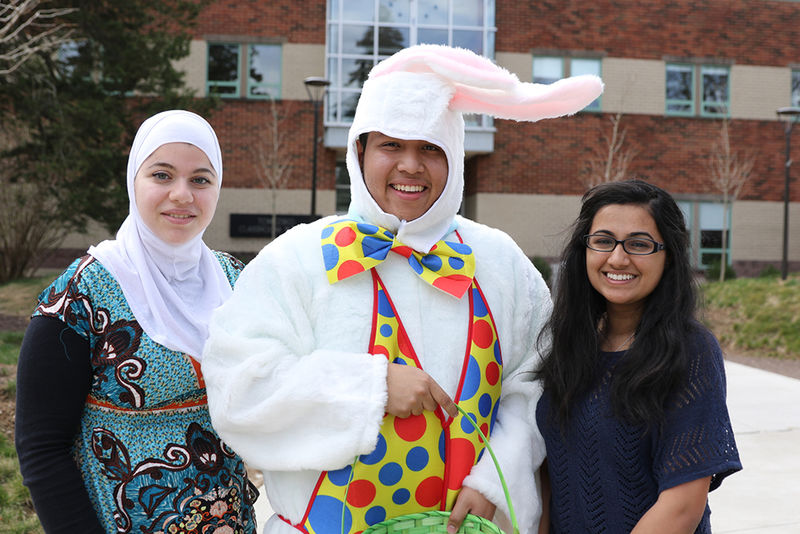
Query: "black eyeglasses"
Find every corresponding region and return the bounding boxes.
[584,234,665,255]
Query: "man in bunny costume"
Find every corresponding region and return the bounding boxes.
[202,44,602,534]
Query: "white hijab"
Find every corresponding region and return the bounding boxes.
[88,110,231,359]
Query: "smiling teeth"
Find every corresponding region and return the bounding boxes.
[392,184,424,193]
[607,273,634,281]
[168,214,193,219]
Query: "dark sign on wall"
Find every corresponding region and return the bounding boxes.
[229,213,320,238]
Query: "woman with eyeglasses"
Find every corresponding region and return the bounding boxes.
[534,179,741,533]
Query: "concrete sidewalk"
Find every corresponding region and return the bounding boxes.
[252,360,800,533]
[708,361,800,533]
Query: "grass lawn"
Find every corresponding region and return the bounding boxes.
[702,275,800,359]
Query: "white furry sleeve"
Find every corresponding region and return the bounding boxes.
[461,227,552,534]
[201,225,389,473]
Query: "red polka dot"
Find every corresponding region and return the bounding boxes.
[397,330,414,358]
[415,476,443,508]
[372,345,390,358]
[347,479,376,508]
[485,361,500,386]
[432,274,471,297]
[391,245,413,258]
[335,227,357,246]
[480,424,489,443]
[394,413,427,441]
[337,260,365,280]
[446,438,476,489]
[473,319,494,349]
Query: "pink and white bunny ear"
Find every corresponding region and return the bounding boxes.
[370,44,604,122]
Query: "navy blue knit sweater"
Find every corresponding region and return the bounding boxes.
[536,329,742,533]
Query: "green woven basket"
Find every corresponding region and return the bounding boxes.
[344,404,519,534]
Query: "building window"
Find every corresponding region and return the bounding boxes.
[666,63,729,117]
[533,56,601,111]
[207,43,282,99]
[792,69,800,108]
[326,0,496,126]
[679,201,731,270]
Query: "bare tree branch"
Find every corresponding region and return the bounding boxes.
[708,116,755,281]
[582,112,638,187]
[0,0,77,77]
[252,96,294,239]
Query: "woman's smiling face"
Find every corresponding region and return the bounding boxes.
[585,203,667,314]
[133,142,219,245]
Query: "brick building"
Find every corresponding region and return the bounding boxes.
[65,0,800,275]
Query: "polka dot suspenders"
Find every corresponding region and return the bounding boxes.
[294,246,502,534]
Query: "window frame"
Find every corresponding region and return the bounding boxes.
[532,55,602,112]
[206,42,242,98]
[326,0,497,127]
[791,69,800,108]
[666,62,731,118]
[665,63,695,117]
[246,43,283,100]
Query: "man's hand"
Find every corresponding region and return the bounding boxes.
[447,487,496,533]
[386,363,457,418]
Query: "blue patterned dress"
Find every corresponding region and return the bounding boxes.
[32,253,257,534]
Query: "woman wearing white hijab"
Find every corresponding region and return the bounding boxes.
[15,110,257,533]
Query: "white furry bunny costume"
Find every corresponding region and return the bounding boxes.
[202,45,602,534]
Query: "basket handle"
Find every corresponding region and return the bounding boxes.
[341,404,519,534]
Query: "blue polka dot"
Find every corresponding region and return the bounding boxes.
[327,465,352,486]
[479,393,492,417]
[438,431,446,462]
[460,412,478,434]
[460,356,481,401]
[380,324,393,337]
[392,488,411,505]
[392,357,407,365]
[322,244,339,271]
[360,434,387,465]
[377,291,395,318]
[472,289,488,317]
[362,235,391,260]
[365,506,387,526]
[378,462,403,486]
[321,226,334,239]
[446,242,472,255]
[421,254,442,272]
[357,222,379,235]
[407,255,423,274]
[406,446,429,471]
[448,256,465,270]
[493,340,502,364]
[308,495,351,532]
[490,402,500,433]
[383,229,394,239]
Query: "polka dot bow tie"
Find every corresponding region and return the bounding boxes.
[321,219,475,298]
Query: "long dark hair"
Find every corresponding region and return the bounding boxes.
[536,179,698,426]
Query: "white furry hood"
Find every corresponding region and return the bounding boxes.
[346,44,604,253]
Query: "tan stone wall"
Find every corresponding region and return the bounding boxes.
[730,65,790,121]
[732,200,800,262]
[466,193,581,258]
[601,58,665,115]
[282,43,326,101]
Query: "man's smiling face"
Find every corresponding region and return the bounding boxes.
[358,132,448,222]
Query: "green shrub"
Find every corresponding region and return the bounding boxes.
[705,258,737,281]
[758,264,781,278]
[530,256,553,288]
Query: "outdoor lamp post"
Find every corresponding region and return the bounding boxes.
[304,76,330,217]
[776,106,800,280]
